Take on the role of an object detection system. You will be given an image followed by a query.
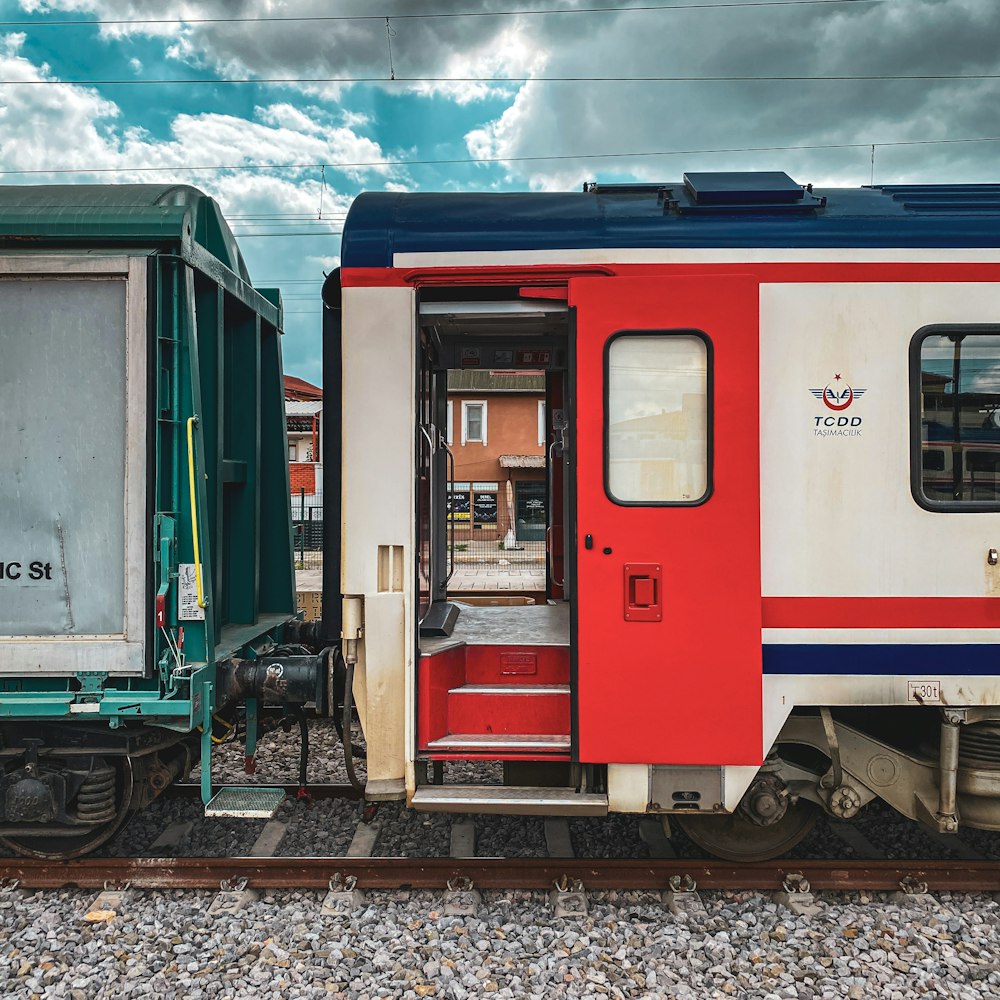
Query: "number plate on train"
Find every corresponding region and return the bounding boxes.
[907,681,941,703]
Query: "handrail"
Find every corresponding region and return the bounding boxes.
[548,439,565,589]
[186,415,207,609]
[418,424,436,600]
[441,437,457,584]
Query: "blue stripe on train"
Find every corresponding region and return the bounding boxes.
[763,644,1000,675]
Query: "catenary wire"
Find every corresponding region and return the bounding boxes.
[0,1,890,29]
[2,134,998,178]
[0,73,989,86]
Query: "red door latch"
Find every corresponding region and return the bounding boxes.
[624,563,662,622]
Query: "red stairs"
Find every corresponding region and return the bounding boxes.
[418,644,571,759]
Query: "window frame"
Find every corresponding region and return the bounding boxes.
[538,399,547,447]
[603,328,714,508]
[461,399,488,446]
[910,323,1000,513]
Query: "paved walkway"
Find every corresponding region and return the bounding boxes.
[449,561,545,592]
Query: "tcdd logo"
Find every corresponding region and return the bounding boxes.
[810,373,866,411]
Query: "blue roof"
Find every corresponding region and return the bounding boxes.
[341,173,1000,268]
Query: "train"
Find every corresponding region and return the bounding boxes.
[3,172,1000,861]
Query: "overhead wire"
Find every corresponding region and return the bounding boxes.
[0,1,891,29]
[0,72,990,86]
[2,134,998,178]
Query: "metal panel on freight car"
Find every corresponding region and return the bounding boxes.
[0,256,147,676]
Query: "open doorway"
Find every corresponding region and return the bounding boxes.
[444,368,548,601]
[414,286,574,765]
[416,287,571,623]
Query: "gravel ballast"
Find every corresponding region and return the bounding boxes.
[2,885,998,999]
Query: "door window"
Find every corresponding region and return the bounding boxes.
[606,332,711,505]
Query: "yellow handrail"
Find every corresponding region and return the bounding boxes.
[186,415,206,609]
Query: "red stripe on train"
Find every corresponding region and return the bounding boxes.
[763,597,1000,629]
[340,262,1000,287]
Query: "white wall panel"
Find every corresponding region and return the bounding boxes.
[760,282,1000,598]
[341,286,415,795]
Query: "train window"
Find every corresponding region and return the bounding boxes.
[606,332,711,505]
[912,326,1000,510]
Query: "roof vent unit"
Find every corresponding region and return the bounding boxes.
[583,182,673,206]
[583,182,671,196]
[874,184,1000,214]
[676,171,825,215]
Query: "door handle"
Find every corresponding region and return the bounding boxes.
[584,534,593,550]
[623,563,662,622]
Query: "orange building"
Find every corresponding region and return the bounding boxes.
[284,374,322,502]
[446,371,546,543]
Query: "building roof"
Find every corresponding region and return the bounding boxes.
[341,174,1000,268]
[286,400,323,416]
[284,374,322,401]
[448,370,545,393]
[500,455,545,469]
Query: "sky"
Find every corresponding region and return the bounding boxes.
[1,0,998,382]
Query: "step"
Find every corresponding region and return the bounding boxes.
[412,784,607,816]
[465,645,569,684]
[446,684,570,737]
[425,734,571,753]
[205,785,286,819]
[448,684,570,694]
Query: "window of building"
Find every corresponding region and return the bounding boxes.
[913,327,1000,509]
[606,332,710,505]
[288,442,297,462]
[446,401,454,445]
[538,400,546,446]
[462,400,488,445]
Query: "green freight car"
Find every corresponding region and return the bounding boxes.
[0,186,332,857]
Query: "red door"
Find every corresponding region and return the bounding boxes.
[571,274,762,766]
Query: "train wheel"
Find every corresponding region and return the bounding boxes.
[0,755,135,860]
[673,799,818,862]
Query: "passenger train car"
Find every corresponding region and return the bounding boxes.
[4,173,1000,861]
[328,172,1000,860]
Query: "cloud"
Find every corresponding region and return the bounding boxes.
[9,0,1000,377]
[30,0,1000,188]
[462,0,1000,189]
[20,0,555,102]
[0,33,396,185]
[0,29,371,377]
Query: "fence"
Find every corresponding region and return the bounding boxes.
[292,486,323,569]
[289,484,547,577]
[450,533,545,567]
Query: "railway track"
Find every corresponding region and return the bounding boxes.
[1,856,997,892]
[7,781,995,896]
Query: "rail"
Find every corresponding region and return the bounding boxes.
[2,857,997,892]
